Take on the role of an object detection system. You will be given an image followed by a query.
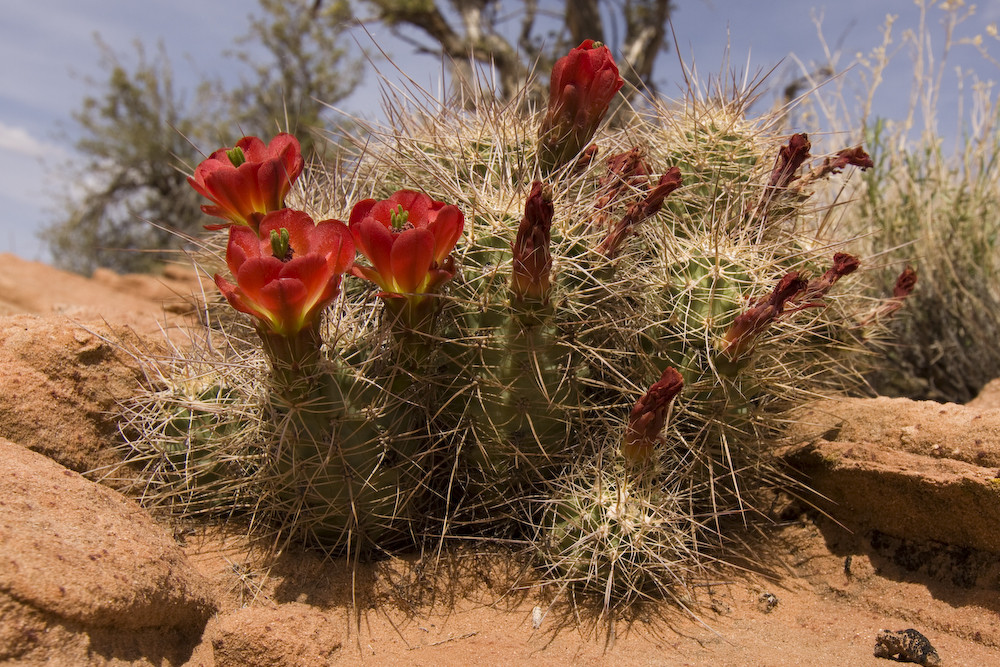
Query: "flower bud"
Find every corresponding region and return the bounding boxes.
[622,367,684,465]
[511,182,555,304]
[537,40,624,173]
[723,272,807,359]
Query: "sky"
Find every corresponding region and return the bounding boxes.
[1,0,997,265]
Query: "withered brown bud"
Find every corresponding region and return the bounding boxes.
[597,168,683,258]
[769,133,812,188]
[832,146,874,172]
[803,252,861,300]
[622,366,684,464]
[893,265,918,299]
[723,272,808,359]
[639,167,683,218]
[511,181,555,304]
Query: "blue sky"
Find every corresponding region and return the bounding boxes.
[1,0,997,265]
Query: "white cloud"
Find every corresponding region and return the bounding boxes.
[0,122,68,161]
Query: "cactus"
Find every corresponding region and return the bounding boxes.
[121,46,907,608]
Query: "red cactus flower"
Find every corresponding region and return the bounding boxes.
[538,40,625,172]
[214,209,354,337]
[511,182,555,304]
[723,272,808,359]
[349,189,464,299]
[622,367,684,464]
[189,133,304,230]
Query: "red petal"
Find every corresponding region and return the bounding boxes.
[366,199,398,227]
[354,219,395,279]
[235,256,284,307]
[260,209,315,254]
[390,228,434,293]
[349,198,377,227]
[313,219,355,274]
[226,225,260,276]
[269,133,302,162]
[389,189,432,225]
[204,167,255,221]
[281,254,334,307]
[235,136,267,160]
[214,274,243,311]
[426,205,464,264]
[350,264,388,290]
[260,277,308,313]
[255,159,283,210]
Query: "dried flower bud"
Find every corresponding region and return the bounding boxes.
[857,265,918,326]
[893,266,918,299]
[597,168,683,258]
[832,146,874,171]
[797,146,875,189]
[802,252,861,301]
[639,167,683,218]
[723,272,808,359]
[511,181,555,304]
[622,367,684,464]
[571,144,599,174]
[768,133,812,189]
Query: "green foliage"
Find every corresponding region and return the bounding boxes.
[43,0,361,275]
[859,116,1000,402]
[790,1,1000,402]
[229,0,362,157]
[42,39,223,274]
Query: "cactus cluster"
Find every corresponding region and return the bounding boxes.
[121,42,909,607]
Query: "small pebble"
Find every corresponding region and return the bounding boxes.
[531,605,543,629]
[757,592,779,613]
[873,628,941,666]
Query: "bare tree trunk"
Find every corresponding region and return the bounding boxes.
[364,0,671,106]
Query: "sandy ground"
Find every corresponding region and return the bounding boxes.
[0,254,997,666]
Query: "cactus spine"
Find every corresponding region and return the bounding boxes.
[122,47,905,609]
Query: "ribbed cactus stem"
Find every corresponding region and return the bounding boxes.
[258,321,409,555]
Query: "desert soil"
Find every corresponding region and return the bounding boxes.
[1,252,997,666]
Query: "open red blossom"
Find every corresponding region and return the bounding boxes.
[538,40,624,173]
[189,133,304,230]
[214,209,354,337]
[723,272,808,359]
[622,367,684,464]
[349,190,464,298]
